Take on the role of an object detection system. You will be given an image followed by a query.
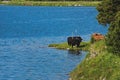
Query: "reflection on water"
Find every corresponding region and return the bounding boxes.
[68,50,82,55]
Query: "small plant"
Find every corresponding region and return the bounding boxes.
[90,36,95,43]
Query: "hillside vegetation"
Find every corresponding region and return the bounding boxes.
[0,1,100,6]
[70,40,120,80]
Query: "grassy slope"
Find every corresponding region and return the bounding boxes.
[70,40,120,80]
[0,1,100,6]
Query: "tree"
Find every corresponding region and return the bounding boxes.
[106,12,120,54]
[97,0,120,55]
[97,0,120,25]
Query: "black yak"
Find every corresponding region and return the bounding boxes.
[67,36,82,48]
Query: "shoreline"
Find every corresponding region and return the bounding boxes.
[70,40,120,80]
[48,41,90,51]
[49,40,120,79]
[0,1,100,7]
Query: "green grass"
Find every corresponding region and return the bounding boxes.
[48,41,90,51]
[0,1,101,7]
[70,40,120,80]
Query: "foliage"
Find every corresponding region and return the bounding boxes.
[70,40,120,80]
[27,0,102,1]
[97,0,120,55]
[97,0,120,25]
[0,1,101,6]
[106,12,120,55]
[11,0,25,1]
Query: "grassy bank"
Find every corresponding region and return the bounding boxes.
[70,40,120,80]
[0,1,100,7]
[49,41,90,51]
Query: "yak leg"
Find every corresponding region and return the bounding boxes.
[72,45,73,48]
[77,44,79,47]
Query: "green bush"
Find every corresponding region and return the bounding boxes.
[97,0,120,55]
[106,12,120,55]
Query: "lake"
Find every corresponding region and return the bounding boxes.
[0,6,107,80]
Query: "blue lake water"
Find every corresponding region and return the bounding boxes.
[0,6,107,80]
